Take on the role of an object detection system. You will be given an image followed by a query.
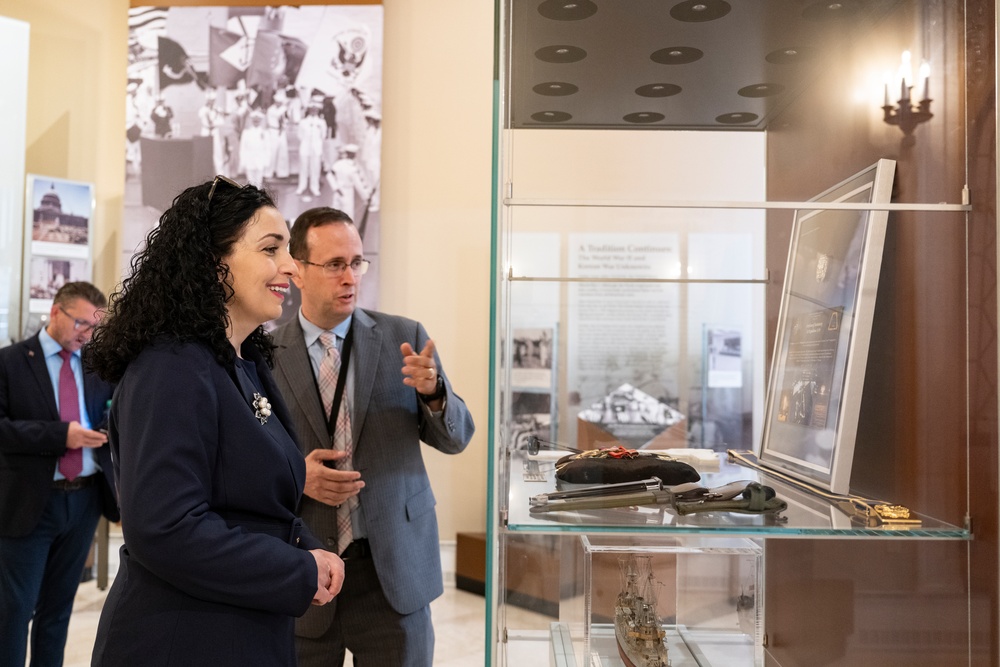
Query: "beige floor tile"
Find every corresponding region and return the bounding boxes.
[53,531,522,667]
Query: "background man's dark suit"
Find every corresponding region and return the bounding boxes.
[0,335,117,536]
[272,308,475,663]
[0,332,118,666]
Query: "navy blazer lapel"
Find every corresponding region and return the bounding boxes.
[275,319,329,447]
[245,344,308,492]
[257,360,295,442]
[349,309,380,445]
[25,335,59,419]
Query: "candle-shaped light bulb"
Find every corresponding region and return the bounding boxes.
[899,50,912,102]
[919,61,931,102]
[883,70,892,106]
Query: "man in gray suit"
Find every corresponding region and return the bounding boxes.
[271,207,474,667]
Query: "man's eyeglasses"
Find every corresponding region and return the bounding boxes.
[298,258,371,277]
[207,175,243,203]
[58,306,97,333]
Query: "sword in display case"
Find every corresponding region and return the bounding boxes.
[529,478,786,516]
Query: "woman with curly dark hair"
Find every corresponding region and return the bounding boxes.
[89,177,344,666]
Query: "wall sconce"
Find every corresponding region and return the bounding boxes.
[882,50,932,140]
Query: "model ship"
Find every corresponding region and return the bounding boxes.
[614,555,669,667]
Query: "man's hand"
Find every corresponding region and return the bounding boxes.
[401,340,439,394]
[309,549,345,605]
[66,421,108,450]
[303,449,364,507]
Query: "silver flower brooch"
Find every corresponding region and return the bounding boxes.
[252,393,272,425]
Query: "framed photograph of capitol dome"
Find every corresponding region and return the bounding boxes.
[21,174,94,337]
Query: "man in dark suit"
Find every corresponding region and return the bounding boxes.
[272,208,474,667]
[0,281,119,667]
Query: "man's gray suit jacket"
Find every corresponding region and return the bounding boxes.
[271,308,475,638]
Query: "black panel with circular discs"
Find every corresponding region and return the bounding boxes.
[650,46,704,66]
[716,112,760,124]
[511,0,898,129]
[533,82,580,96]
[623,112,666,124]
[537,0,598,21]
[636,83,682,98]
[669,0,732,23]
[531,110,573,123]
[534,44,588,64]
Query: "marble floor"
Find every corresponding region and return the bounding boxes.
[55,530,551,667]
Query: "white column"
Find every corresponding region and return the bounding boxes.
[0,15,29,345]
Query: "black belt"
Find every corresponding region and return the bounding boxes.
[340,538,371,560]
[52,475,98,492]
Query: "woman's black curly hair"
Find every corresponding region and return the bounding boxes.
[88,179,278,383]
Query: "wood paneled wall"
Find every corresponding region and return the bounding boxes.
[763,2,997,664]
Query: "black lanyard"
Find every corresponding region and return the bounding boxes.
[326,322,354,438]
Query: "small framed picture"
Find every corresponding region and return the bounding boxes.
[23,175,95,331]
[26,175,94,257]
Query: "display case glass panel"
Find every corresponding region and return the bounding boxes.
[497,533,762,667]
[489,1,980,665]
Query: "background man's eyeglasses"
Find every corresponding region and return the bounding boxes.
[298,258,371,277]
[58,306,97,333]
[207,175,243,203]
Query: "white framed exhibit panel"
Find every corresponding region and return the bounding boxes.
[20,174,95,338]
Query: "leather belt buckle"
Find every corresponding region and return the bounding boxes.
[52,475,97,492]
[341,538,370,560]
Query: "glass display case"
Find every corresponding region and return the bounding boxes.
[488,1,995,665]
[578,536,763,667]
[496,533,763,667]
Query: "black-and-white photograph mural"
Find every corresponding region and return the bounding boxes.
[125,5,383,322]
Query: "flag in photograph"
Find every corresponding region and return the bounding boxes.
[129,7,167,63]
[128,7,168,33]
[158,36,197,90]
[297,22,375,96]
[246,30,307,92]
[209,27,249,89]
[245,30,284,92]
[280,35,308,84]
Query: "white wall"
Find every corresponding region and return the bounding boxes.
[379,0,495,538]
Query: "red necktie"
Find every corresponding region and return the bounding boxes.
[57,349,83,481]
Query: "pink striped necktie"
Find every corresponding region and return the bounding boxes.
[57,349,83,481]
[318,332,357,554]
